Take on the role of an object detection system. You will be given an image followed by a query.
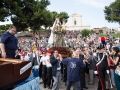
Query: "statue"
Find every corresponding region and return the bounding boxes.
[48,18,72,58]
[53,18,66,47]
[48,17,67,47]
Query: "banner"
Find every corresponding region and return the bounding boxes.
[20,62,32,75]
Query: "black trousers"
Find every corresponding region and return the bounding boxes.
[80,68,86,89]
[96,66,106,90]
[63,65,67,82]
[42,65,47,86]
[47,67,52,87]
[39,63,42,78]
[61,63,63,74]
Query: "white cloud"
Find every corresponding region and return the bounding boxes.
[74,0,115,8]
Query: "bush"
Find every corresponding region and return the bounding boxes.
[111,33,120,38]
[99,29,103,34]
[81,29,90,37]
[0,30,5,34]
[90,29,95,34]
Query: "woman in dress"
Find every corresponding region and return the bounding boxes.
[111,47,120,90]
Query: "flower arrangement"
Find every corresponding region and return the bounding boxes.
[50,47,72,57]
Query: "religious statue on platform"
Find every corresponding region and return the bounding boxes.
[53,18,66,47]
[48,17,67,47]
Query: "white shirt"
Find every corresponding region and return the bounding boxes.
[57,60,61,70]
[106,44,110,50]
[24,55,30,61]
[40,56,47,65]
[21,55,30,61]
[46,55,52,67]
[55,56,61,70]
[33,53,35,58]
[36,56,40,64]
[93,53,97,57]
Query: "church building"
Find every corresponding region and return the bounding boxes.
[66,13,90,30]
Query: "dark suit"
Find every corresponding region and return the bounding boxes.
[32,56,40,66]
[29,53,34,65]
[79,54,86,89]
[50,56,58,77]
[50,55,61,90]
[32,56,42,77]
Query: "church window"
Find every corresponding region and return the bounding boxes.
[74,20,77,25]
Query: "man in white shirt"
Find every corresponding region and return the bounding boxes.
[106,43,110,50]
[40,51,47,88]
[46,49,52,89]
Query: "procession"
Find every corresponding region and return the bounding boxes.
[0,0,120,90]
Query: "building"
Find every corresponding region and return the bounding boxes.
[93,27,111,34]
[93,28,100,34]
[66,13,90,30]
[100,27,110,34]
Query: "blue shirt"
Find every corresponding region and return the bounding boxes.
[62,57,86,82]
[0,32,18,50]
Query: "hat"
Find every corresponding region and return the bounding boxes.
[42,52,46,54]
[47,49,51,53]
[101,36,106,44]
[41,50,46,54]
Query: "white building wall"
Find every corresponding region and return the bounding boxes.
[66,13,90,30]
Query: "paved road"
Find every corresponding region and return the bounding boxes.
[40,76,116,90]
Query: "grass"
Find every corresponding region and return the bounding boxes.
[111,33,120,38]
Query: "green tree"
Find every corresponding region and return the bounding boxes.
[0,0,51,32]
[90,29,95,34]
[50,11,69,25]
[0,24,12,31]
[51,11,58,21]
[81,29,90,37]
[43,10,53,29]
[0,0,69,34]
[104,0,120,23]
[0,25,6,30]
[26,0,51,35]
[0,0,10,21]
[5,24,12,30]
[59,12,69,22]
[0,0,29,31]
[0,30,5,34]
[99,29,103,34]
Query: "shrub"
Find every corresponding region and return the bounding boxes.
[81,29,90,37]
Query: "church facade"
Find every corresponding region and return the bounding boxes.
[66,13,90,30]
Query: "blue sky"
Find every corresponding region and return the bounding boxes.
[47,0,119,29]
[0,0,119,30]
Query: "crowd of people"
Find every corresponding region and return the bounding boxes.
[0,25,120,90]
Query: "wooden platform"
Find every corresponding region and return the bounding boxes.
[0,58,32,90]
